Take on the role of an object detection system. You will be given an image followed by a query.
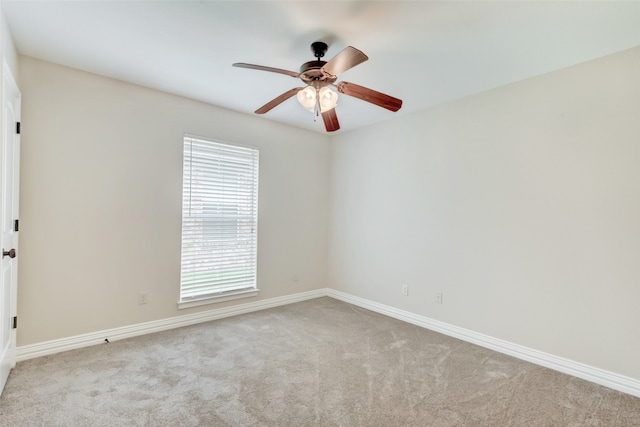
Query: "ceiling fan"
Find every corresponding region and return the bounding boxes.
[233,41,403,132]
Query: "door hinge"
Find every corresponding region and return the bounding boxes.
[14,219,19,232]
[12,316,17,329]
[16,122,20,135]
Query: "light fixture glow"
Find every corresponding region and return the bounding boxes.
[318,86,338,112]
[297,85,339,113]
[296,86,316,112]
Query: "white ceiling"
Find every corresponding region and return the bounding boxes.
[3,1,639,134]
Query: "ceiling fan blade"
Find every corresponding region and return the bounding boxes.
[255,87,303,114]
[321,46,368,77]
[321,108,340,132]
[336,81,403,112]
[233,63,299,78]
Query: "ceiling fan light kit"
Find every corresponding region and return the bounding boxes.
[233,41,403,132]
[296,84,339,113]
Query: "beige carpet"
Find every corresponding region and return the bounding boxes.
[0,297,639,426]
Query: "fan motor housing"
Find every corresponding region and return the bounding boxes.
[299,60,337,84]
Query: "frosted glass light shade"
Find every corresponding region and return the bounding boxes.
[318,86,338,112]
[297,86,316,112]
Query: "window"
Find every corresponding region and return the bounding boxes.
[179,135,259,307]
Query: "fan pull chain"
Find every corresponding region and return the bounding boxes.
[313,89,320,122]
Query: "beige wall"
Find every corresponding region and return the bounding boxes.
[328,47,640,380]
[17,56,330,345]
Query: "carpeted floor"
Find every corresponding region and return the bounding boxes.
[1,297,639,426]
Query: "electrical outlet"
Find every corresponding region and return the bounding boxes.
[435,292,443,304]
[138,291,148,305]
[402,284,409,296]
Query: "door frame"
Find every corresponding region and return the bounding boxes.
[0,59,21,395]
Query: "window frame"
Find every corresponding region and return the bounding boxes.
[178,134,260,309]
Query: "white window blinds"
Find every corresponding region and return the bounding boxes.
[180,136,259,302]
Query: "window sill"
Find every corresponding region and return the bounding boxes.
[178,288,260,310]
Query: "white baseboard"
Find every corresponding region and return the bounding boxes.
[326,289,640,398]
[16,287,640,398]
[16,288,327,362]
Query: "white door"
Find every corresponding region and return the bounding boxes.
[0,62,20,396]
